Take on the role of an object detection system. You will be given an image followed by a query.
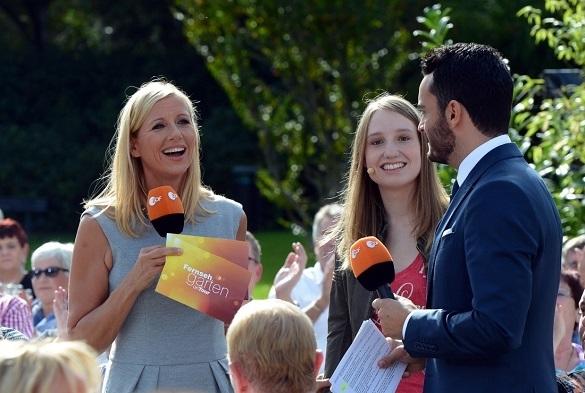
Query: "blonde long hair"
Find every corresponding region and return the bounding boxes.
[85,80,213,237]
[336,93,448,270]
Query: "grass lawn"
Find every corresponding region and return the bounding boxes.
[27,230,310,300]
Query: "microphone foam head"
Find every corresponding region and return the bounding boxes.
[147,186,185,237]
[350,236,395,291]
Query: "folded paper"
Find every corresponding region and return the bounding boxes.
[156,234,251,323]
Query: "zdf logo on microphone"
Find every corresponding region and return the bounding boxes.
[168,191,178,201]
[148,196,162,206]
[366,240,378,248]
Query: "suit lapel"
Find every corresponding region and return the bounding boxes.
[426,143,523,306]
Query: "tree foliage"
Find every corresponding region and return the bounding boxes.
[176,0,426,228]
[413,2,584,237]
[513,0,584,237]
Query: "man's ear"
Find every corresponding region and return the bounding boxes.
[313,350,324,377]
[444,100,464,128]
[229,362,248,393]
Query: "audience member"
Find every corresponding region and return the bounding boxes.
[557,287,585,391]
[270,203,341,372]
[0,294,33,338]
[30,242,73,336]
[326,93,447,393]
[67,80,245,392]
[563,235,585,286]
[554,270,585,372]
[0,339,101,393]
[245,231,263,298]
[0,218,34,298]
[227,299,323,393]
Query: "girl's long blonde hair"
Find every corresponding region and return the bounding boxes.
[336,93,448,270]
[85,80,213,237]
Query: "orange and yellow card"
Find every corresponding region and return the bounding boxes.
[155,234,251,323]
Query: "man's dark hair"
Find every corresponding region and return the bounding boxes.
[421,43,513,137]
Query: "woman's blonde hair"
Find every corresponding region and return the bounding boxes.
[336,93,448,270]
[0,340,101,393]
[227,299,316,393]
[85,80,213,236]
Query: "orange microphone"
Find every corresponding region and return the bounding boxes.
[350,236,396,299]
[146,186,185,237]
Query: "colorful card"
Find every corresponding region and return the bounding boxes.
[168,234,249,269]
[155,234,251,323]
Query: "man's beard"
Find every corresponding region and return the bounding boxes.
[426,115,455,165]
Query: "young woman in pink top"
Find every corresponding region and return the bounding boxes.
[326,93,447,393]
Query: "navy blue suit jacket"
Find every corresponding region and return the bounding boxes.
[404,143,562,392]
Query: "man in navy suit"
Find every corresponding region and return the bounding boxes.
[372,43,562,392]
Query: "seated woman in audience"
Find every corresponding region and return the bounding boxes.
[0,218,34,298]
[554,270,585,373]
[30,242,73,336]
[0,339,101,393]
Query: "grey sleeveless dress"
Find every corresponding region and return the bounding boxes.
[86,195,242,393]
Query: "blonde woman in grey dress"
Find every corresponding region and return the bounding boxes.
[66,80,246,393]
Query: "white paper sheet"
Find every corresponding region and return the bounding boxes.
[330,319,407,393]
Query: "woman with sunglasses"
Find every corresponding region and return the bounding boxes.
[30,242,72,336]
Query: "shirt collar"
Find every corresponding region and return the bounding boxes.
[456,134,511,187]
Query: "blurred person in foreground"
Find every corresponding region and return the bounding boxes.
[0,218,34,298]
[325,93,447,393]
[372,43,562,392]
[66,80,246,393]
[30,241,72,336]
[227,299,324,393]
[245,231,263,298]
[0,339,100,393]
[270,203,341,373]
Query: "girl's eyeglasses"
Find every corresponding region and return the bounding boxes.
[31,267,69,279]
